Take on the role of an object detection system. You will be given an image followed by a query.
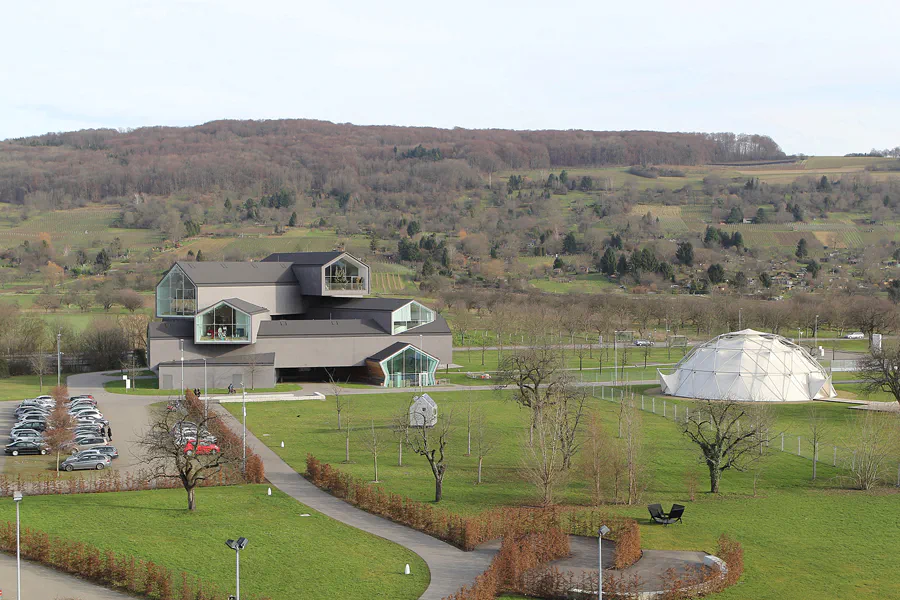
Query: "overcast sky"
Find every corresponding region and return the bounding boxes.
[2,0,898,155]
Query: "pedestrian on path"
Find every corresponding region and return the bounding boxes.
[106,423,113,441]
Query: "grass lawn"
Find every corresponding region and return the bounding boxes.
[0,374,64,401]
[225,389,900,600]
[834,382,899,403]
[452,347,682,372]
[103,378,303,396]
[0,485,429,600]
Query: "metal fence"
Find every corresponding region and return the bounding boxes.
[589,385,900,487]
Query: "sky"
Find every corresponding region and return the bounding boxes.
[2,0,899,156]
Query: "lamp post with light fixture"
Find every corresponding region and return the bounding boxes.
[225,537,248,600]
[598,524,610,599]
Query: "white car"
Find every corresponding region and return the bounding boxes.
[844,332,866,340]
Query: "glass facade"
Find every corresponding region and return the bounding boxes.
[324,258,366,291]
[195,302,251,343]
[392,302,435,334]
[156,265,196,317]
[381,346,438,387]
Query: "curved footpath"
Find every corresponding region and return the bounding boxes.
[211,404,497,600]
[0,552,133,600]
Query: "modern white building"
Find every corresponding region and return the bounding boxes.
[658,329,836,402]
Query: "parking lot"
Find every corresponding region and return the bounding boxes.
[1,371,159,477]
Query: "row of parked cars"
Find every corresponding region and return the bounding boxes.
[5,394,119,471]
[172,420,220,455]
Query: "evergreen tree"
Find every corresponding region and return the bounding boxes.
[616,254,628,276]
[553,256,565,270]
[707,263,725,284]
[94,249,111,272]
[755,207,769,223]
[796,238,808,259]
[195,249,204,262]
[224,198,232,210]
[725,206,743,224]
[734,271,748,290]
[563,232,578,254]
[676,241,694,266]
[759,272,772,288]
[806,259,820,279]
[599,247,617,275]
[407,221,421,237]
[288,212,297,227]
[888,280,900,304]
[422,257,435,278]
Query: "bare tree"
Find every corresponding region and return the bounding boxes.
[136,392,242,510]
[846,411,900,490]
[391,403,409,467]
[473,406,493,484]
[44,385,74,475]
[408,410,452,502]
[465,395,473,456]
[558,386,588,470]
[856,345,900,406]
[327,370,349,430]
[244,354,261,390]
[619,393,644,504]
[807,406,830,481]
[580,412,622,504]
[851,297,898,344]
[521,400,568,506]
[343,403,353,463]
[366,420,381,483]
[496,345,567,444]
[29,344,50,392]
[679,398,774,493]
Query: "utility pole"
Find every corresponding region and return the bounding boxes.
[180,339,185,400]
[242,383,247,474]
[56,331,61,388]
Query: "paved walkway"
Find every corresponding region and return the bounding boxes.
[212,404,497,600]
[0,552,132,599]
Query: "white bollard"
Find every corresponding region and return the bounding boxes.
[267,487,272,496]
[405,564,411,575]
[281,441,285,448]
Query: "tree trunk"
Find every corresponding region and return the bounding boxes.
[373,453,378,482]
[345,435,350,463]
[187,487,196,511]
[398,440,402,466]
[337,410,341,431]
[434,477,443,502]
[708,463,721,493]
[477,456,483,484]
[56,450,60,477]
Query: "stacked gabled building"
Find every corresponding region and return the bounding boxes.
[148,251,451,390]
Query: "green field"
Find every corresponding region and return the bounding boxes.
[225,389,900,599]
[0,485,429,600]
[0,374,63,401]
[103,378,303,396]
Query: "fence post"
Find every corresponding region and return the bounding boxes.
[798,436,801,456]
[652,397,656,413]
[641,396,645,410]
[663,400,667,418]
[781,432,784,452]
[674,404,677,420]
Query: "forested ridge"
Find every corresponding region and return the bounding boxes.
[0,120,784,203]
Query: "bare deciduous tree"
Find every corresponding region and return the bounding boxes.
[136,392,241,510]
[473,406,493,485]
[619,393,645,504]
[44,385,74,475]
[521,401,568,506]
[408,410,452,502]
[807,406,830,481]
[327,370,349,430]
[679,398,774,493]
[29,344,50,392]
[856,345,900,406]
[846,411,900,490]
[366,420,381,483]
[580,412,622,504]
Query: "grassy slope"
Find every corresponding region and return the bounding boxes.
[0,485,429,600]
[225,390,900,600]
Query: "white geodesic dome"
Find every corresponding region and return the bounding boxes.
[658,329,836,402]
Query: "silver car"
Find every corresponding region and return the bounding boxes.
[61,453,110,471]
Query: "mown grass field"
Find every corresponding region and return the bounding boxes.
[103,377,303,396]
[0,374,62,401]
[225,388,900,600]
[0,485,429,600]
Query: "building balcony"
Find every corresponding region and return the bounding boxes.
[324,275,366,293]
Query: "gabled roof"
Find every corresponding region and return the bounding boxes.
[261,251,344,266]
[395,316,451,335]
[367,342,414,362]
[219,298,269,315]
[257,318,388,337]
[311,297,413,312]
[175,261,296,285]
[158,352,275,367]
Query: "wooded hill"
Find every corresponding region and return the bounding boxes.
[0,120,784,203]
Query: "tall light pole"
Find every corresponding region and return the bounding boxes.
[14,490,23,600]
[225,537,248,600]
[242,383,247,474]
[203,358,208,419]
[179,339,185,400]
[814,314,819,350]
[738,307,742,330]
[598,524,610,599]
[56,331,61,388]
[613,332,618,385]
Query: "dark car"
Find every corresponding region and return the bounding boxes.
[5,441,48,456]
[14,421,46,432]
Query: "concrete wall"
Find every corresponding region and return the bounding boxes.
[158,363,276,390]
[196,284,305,316]
[149,330,453,372]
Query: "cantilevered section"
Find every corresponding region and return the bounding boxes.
[366,342,439,388]
[194,299,267,344]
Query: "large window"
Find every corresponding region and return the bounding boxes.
[195,302,251,343]
[324,258,366,291]
[392,301,435,334]
[157,265,196,317]
[381,346,438,387]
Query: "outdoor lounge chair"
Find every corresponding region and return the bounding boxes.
[648,504,667,524]
[667,504,685,524]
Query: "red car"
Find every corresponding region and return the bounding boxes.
[184,440,220,455]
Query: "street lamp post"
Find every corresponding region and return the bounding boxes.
[203,358,208,419]
[179,339,185,401]
[814,314,819,350]
[14,490,23,600]
[598,524,610,599]
[225,537,248,600]
[242,383,247,474]
[56,331,61,388]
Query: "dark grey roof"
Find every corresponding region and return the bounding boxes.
[261,251,344,265]
[311,297,413,312]
[367,342,412,362]
[175,261,296,285]
[158,352,275,367]
[257,318,388,337]
[396,315,452,335]
[220,298,269,315]
[148,320,193,339]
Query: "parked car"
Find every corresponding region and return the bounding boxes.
[88,445,118,460]
[61,453,110,471]
[67,395,95,403]
[5,441,48,456]
[634,339,654,347]
[72,435,108,450]
[10,427,43,440]
[184,440,220,455]
[14,421,47,432]
[845,332,866,340]
[10,431,43,443]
